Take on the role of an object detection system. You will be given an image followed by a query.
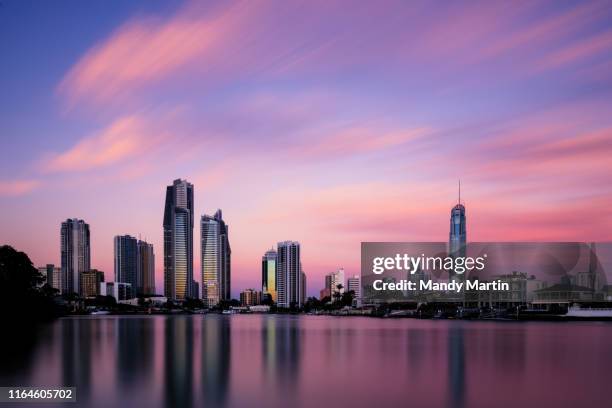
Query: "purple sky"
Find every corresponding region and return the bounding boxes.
[1,0,612,297]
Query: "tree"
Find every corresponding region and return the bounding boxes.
[332,283,344,303]
[303,297,322,312]
[0,245,62,322]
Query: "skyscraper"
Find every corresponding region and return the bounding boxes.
[114,235,138,290]
[325,268,345,302]
[276,241,303,308]
[449,181,467,282]
[347,275,361,299]
[60,218,90,295]
[138,240,155,295]
[261,249,277,302]
[201,209,231,307]
[163,179,194,301]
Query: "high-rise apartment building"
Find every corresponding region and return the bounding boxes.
[114,235,138,290]
[201,209,231,307]
[163,179,194,301]
[115,235,155,296]
[240,289,262,306]
[325,268,345,302]
[347,275,361,299]
[276,241,303,308]
[261,249,277,302]
[80,269,105,298]
[138,240,155,295]
[60,218,90,295]
[449,181,467,283]
[38,264,62,292]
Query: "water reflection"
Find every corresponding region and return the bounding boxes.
[164,317,193,408]
[200,316,231,406]
[0,316,610,408]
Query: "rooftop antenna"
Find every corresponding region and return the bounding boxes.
[458,179,461,205]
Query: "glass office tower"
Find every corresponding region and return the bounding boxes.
[163,179,194,301]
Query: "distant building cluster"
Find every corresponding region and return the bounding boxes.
[38,178,315,308]
[260,241,307,309]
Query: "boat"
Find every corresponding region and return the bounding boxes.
[565,305,612,318]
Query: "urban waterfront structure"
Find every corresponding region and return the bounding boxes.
[347,274,361,298]
[114,235,138,292]
[60,218,91,295]
[80,269,105,298]
[201,209,231,307]
[276,241,303,308]
[325,268,345,302]
[163,179,194,301]
[449,182,467,283]
[38,264,62,292]
[115,235,155,296]
[261,248,277,302]
[300,271,307,305]
[99,281,133,301]
[138,240,155,295]
[240,289,262,306]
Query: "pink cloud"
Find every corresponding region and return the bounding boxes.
[43,115,153,172]
[295,125,431,158]
[533,30,612,72]
[0,180,40,197]
[57,1,259,108]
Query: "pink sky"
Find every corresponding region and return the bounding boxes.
[1,0,612,296]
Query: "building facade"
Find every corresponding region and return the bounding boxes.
[347,275,361,299]
[100,281,133,301]
[80,269,105,298]
[276,241,303,308]
[38,264,62,292]
[138,240,155,295]
[240,289,262,306]
[114,235,138,291]
[325,268,345,302]
[449,183,467,284]
[60,218,91,295]
[163,179,194,301]
[201,209,231,307]
[261,249,277,302]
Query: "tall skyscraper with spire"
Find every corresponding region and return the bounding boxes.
[163,179,194,301]
[449,181,467,282]
[201,209,231,307]
[60,218,90,295]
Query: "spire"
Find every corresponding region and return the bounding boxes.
[458,179,461,205]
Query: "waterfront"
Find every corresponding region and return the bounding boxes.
[1,315,611,408]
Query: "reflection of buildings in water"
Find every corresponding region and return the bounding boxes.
[262,317,301,386]
[447,327,465,408]
[406,329,425,371]
[201,316,231,407]
[61,319,92,400]
[116,317,154,389]
[164,317,194,408]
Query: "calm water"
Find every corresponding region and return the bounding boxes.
[2,315,611,408]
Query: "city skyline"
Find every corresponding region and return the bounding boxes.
[2,1,612,297]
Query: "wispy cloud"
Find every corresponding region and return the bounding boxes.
[0,180,40,197]
[43,115,165,172]
[57,1,259,108]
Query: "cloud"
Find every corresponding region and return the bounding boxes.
[57,1,258,108]
[296,125,431,158]
[0,180,40,196]
[533,30,612,72]
[43,115,160,172]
